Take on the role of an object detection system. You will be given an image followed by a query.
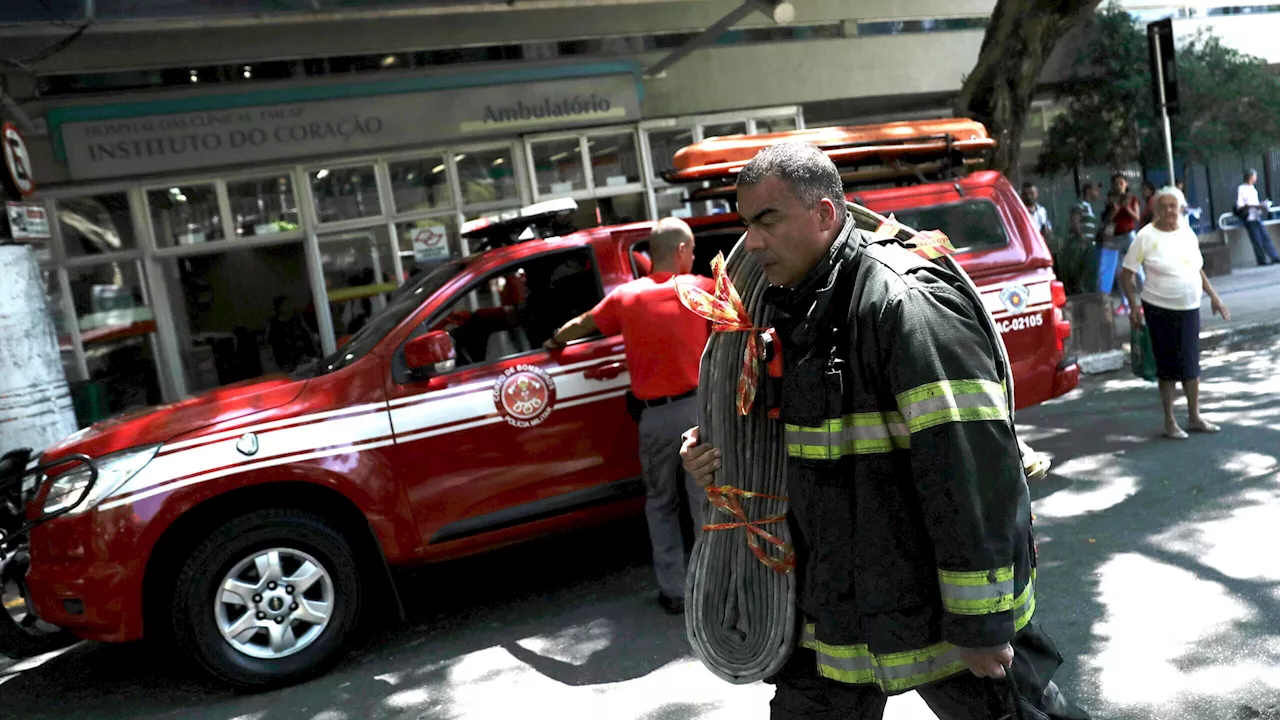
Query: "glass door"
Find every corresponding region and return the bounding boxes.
[318,227,398,344]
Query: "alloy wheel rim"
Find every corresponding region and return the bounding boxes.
[214,547,334,660]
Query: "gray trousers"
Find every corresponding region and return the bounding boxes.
[637,395,705,599]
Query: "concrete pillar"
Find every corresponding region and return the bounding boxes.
[0,244,77,455]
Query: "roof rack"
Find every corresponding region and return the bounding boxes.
[661,119,995,198]
[461,197,579,253]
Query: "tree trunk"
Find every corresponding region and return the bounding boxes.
[955,0,1103,183]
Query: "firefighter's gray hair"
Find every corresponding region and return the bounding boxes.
[737,142,846,211]
[648,216,693,263]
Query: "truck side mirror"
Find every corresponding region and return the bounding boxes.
[404,330,456,375]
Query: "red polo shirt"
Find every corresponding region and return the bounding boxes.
[591,271,715,401]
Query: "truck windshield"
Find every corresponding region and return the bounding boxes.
[887,199,1010,253]
[312,261,465,376]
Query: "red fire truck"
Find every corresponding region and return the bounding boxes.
[6,120,1077,687]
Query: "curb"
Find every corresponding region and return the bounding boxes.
[1198,318,1280,352]
[1075,318,1280,375]
[1076,350,1125,375]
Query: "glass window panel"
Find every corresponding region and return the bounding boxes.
[886,200,1010,253]
[568,193,648,229]
[655,188,694,219]
[389,157,453,214]
[148,184,224,247]
[319,228,398,341]
[702,122,747,140]
[40,268,82,383]
[430,248,603,368]
[755,117,798,134]
[398,215,460,280]
[647,128,694,179]
[58,193,137,257]
[531,138,587,196]
[310,165,382,223]
[161,243,319,392]
[228,174,300,238]
[66,261,163,418]
[588,133,641,188]
[457,148,518,206]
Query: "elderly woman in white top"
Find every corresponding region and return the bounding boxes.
[1121,186,1230,439]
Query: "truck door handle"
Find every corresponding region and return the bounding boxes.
[584,361,627,380]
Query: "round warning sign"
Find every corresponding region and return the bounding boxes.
[2,123,36,198]
[493,364,557,428]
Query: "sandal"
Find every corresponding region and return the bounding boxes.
[1188,420,1221,433]
[1164,426,1189,440]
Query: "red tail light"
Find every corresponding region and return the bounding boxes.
[1051,280,1067,308]
[1053,306,1072,353]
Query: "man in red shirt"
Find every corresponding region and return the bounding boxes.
[545,217,714,614]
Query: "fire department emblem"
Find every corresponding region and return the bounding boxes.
[493,364,557,428]
[999,284,1030,314]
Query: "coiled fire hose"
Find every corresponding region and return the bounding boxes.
[684,202,1043,684]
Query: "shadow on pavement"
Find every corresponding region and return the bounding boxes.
[0,514,697,720]
[1018,337,1280,720]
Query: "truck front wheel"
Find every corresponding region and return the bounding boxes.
[171,509,363,688]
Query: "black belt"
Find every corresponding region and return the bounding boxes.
[637,389,697,408]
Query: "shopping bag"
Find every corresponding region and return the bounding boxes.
[1130,325,1157,381]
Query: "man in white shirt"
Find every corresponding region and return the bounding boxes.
[1236,169,1280,266]
[1022,181,1052,242]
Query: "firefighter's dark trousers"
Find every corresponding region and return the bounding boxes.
[637,395,704,600]
[768,623,1092,720]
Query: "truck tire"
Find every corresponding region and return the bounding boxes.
[170,509,363,688]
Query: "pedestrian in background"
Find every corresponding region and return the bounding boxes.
[1021,181,1052,243]
[545,217,712,615]
[1099,173,1142,315]
[1139,180,1157,228]
[1122,186,1229,440]
[1069,181,1101,248]
[1235,169,1280,266]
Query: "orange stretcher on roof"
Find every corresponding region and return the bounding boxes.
[663,118,995,188]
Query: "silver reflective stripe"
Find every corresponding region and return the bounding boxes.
[940,580,1016,602]
[901,389,1004,423]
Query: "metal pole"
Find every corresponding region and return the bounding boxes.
[1154,34,1176,185]
[644,0,763,78]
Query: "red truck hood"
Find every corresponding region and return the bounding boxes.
[42,375,307,462]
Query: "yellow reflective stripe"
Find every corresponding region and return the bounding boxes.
[938,566,1015,586]
[1014,569,1037,630]
[799,573,1036,691]
[909,406,1008,434]
[938,565,1017,615]
[895,379,1008,434]
[785,412,910,459]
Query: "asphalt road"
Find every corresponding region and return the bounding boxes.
[3,337,1280,720]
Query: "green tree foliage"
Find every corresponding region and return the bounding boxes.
[1039,2,1280,175]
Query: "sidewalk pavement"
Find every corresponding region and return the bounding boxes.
[1080,264,1279,373]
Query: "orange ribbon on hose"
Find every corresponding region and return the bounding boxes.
[703,485,795,575]
[676,252,765,416]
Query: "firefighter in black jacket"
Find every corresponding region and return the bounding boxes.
[680,143,1091,719]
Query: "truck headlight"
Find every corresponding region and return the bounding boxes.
[42,445,161,515]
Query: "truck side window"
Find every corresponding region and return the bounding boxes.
[429,248,604,369]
